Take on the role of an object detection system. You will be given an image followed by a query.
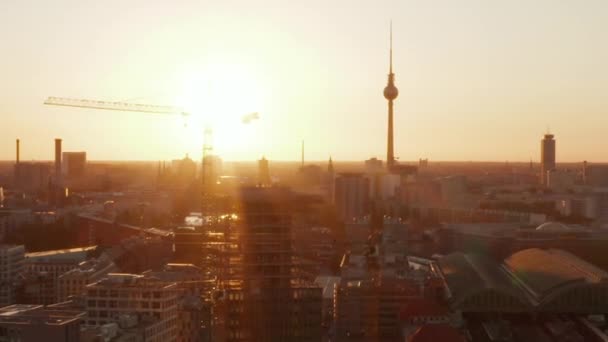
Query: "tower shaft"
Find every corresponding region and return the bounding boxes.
[387,100,394,168]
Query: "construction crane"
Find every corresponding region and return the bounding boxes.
[44,96,189,117]
[45,96,219,218]
[44,96,258,219]
[45,96,257,289]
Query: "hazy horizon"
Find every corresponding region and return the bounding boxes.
[1,0,607,162]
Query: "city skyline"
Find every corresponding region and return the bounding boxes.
[1,0,607,162]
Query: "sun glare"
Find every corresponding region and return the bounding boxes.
[173,63,266,158]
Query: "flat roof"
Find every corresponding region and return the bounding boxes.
[26,246,96,259]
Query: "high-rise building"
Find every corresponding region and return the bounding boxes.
[235,187,322,341]
[54,138,62,186]
[540,133,556,186]
[383,24,399,171]
[334,173,370,221]
[257,156,271,186]
[0,245,25,306]
[326,157,335,202]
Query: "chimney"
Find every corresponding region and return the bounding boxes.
[16,139,20,164]
[55,138,62,185]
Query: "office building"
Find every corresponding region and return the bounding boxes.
[0,245,25,306]
[62,152,86,178]
[257,156,271,186]
[540,133,556,186]
[84,273,179,341]
[57,259,117,302]
[334,173,370,221]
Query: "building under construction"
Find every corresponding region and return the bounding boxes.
[213,187,322,342]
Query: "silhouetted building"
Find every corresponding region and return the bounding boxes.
[583,163,608,187]
[0,245,25,306]
[202,154,222,191]
[172,154,197,186]
[62,152,86,179]
[54,138,62,186]
[365,158,384,174]
[540,133,556,186]
[326,157,335,202]
[14,163,52,193]
[334,173,370,221]
[257,156,271,186]
[546,169,576,192]
[235,187,322,342]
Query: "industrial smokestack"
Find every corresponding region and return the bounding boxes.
[16,139,20,164]
[55,138,62,185]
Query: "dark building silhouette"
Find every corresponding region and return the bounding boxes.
[257,156,271,186]
[62,152,86,179]
[334,173,370,221]
[236,187,322,341]
[540,133,556,186]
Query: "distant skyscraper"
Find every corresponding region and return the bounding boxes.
[258,156,271,186]
[383,23,399,170]
[326,157,335,202]
[540,133,556,186]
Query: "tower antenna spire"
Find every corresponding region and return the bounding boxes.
[390,20,393,74]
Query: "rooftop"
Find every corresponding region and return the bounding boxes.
[503,248,608,300]
[89,273,177,289]
[437,248,608,311]
[26,245,96,260]
[0,305,84,326]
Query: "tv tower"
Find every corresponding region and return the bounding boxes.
[383,22,399,170]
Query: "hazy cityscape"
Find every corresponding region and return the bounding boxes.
[2,1,608,342]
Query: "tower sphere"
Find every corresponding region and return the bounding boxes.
[384,84,399,100]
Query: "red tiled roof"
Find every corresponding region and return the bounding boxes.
[408,325,465,342]
[400,298,449,320]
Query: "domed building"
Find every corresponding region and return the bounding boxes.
[436,248,608,313]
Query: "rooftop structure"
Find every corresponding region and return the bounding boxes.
[0,304,84,342]
[436,248,608,313]
[25,245,96,262]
